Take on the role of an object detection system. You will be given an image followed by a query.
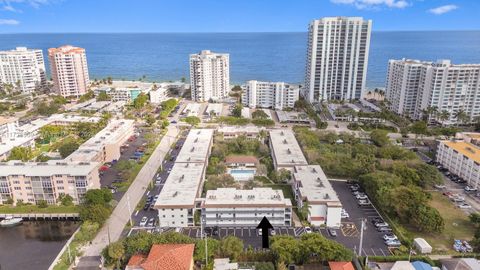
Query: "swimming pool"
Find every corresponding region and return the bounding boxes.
[228,169,256,181]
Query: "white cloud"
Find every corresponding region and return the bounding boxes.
[428,4,458,15]
[0,19,20,25]
[330,0,409,9]
[0,0,54,11]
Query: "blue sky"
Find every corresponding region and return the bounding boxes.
[0,0,478,33]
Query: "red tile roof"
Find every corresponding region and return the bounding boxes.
[127,244,194,270]
[328,261,355,270]
[225,155,259,164]
[310,216,325,221]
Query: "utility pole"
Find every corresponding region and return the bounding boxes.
[126,194,133,226]
[358,219,366,256]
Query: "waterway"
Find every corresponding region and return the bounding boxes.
[0,221,79,270]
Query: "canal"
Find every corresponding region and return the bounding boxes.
[0,221,79,270]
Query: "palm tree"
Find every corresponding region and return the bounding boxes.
[454,109,469,126]
[438,110,450,125]
[299,201,311,221]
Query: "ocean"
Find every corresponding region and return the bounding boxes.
[0,31,479,88]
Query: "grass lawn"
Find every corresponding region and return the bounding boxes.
[405,192,476,252]
[0,204,79,214]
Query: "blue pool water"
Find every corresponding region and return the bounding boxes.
[229,169,256,181]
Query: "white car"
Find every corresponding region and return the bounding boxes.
[434,184,446,189]
[356,194,368,200]
[270,229,276,236]
[304,227,312,234]
[458,203,472,209]
[385,240,401,247]
[258,229,262,236]
[341,209,350,219]
[139,216,148,226]
[383,234,398,241]
[465,186,477,192]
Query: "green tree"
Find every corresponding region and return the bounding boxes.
[79,203,111,224]
[217,236,244,260]
[107,241,125,269]
[58,140,80,158]
[232,103,243,118]
[370,130,389,147]
[300,233,353,263]
[133,93,149,109]
[183,116,201,126]
[59,194,74,206]
[79,90,95,102]
[83,188,113,205]
[411,205,444,233]
[96,91,111,101]
[194,238,219,264]
[145,114,156,126]
[7,146,33,161]
[270,235,303,264]
[252,110,269,119]
[409,121,428,135]
[37,200,48,208]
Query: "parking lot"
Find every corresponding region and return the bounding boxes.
[329,180,392,256]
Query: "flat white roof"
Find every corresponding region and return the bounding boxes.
[205,103,223,115]
[0,160,99,176]
[241,107,250,118]
[293,165,341,206]
[276,111,310,123]
[269,129,308,167]
[67,119,134,161]
[16,114,100,135]
[85,101,111,111]
[154,162,205,208]
[175,129,214,163]
[0,136,35,157]
[183,103,202,117]
[217,125,261,134]
[260,109,273,120]
[204,188,292,207]
[68,99,96,111]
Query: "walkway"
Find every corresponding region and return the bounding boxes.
[82,125,180,256]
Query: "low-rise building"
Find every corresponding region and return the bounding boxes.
[66,119,135,163]
[269,129,308,171]
[292,165,342,228]
[202,188,292,227]
[0,136,36,161]
[0,117,19,138]
[436,136,480,188]
[217,126,261,140]
[154,162,206,227]
[242,80,299,110]
[225,155,258,181]
[126,244,195,270]
[182,103,202,117]
[241,107,251,118]
[0,160,100,205]
[175,129,214,164]
[439,258,480,270]
[276,111,310,124]
[205,103,223,117]
[149,84,168,104]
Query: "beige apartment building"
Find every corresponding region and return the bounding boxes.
[48,45,90,98]
[0,160,100,205]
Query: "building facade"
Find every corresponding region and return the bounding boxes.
[242,80,299,110]
[386,59,480,124]
[202,188,292,227]
[304,17,372,102]
[436,134,480,189]
[269,129,308,171]
[0,160,100,205]
[0,47,46,93]
[292,165,342,228]
[48,45,89,98]
[190,50,229,102]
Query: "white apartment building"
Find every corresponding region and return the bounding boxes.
[269,129,308,171]
[0,160,100,205]
[0,117,18,138]
[202,188,292,227]
[217,126,261,140]
[292,165,342,228]
[48,45,89,98]
[242,80,299,110]
[436,134,480,189]
[190,50,229,102]
[304,17,372,102]
[386,59,480,124]
[0,47,46,93]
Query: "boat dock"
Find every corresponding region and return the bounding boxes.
[0,213,80,221]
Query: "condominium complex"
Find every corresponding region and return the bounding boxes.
[0,160,100,205]
[241,80,299,110]
[269,129,308,171]
[386,59,480,124]
[48,45,90,98]
[154,129,214,227]
[304,17,372,102]
[190,50,230,102]
[0,47,46,93]
[436,133,480,189]
[292,165,342,228]
[202,188,292,227]
[217,126,261,140]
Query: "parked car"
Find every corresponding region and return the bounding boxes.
[377,226,393,232]
[258,229,263,236]
[375,222,389,228]
[356,194,368,200]
[358,199,371,206]
[434,184,446,189]
[139,217,148,226]
[304,227,312,234]
[341,209,349,219]
[385,240,402,247]
[371,218,384,225]
[458,203,472,209]
[147,218,155,227]
[465,186,477,192]
[143,204,150,211]
[270,229,276,236]
[328,228,337,237]
[383,234,398,241]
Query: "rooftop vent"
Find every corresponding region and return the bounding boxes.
[324,194,330,199]
[194,138,198,143]
[283,139,287,144]
[191,147,195,152]
[234,194,242,200]
[173,191,178,197]
[287,148,291,154]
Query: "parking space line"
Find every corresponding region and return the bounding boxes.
[380,249,386,256]
[371,248,376,256]
[362,248,368,256]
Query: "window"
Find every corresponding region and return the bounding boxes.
[14,187,21,190]
[162,215,165,218]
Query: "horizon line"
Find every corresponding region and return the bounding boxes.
[0,29,479,34]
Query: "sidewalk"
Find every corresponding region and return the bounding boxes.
[82,125,180,256]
